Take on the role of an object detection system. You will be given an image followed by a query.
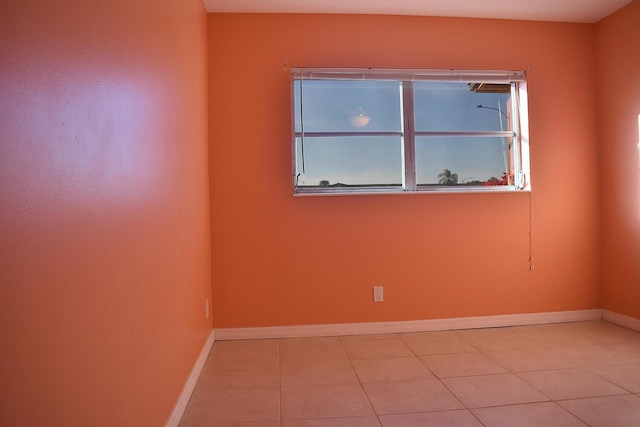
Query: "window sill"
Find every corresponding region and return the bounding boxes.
[293,185,531,197]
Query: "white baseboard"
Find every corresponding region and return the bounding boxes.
[214,309,603,340]
[165,330,215,427]
[603,310,640,332]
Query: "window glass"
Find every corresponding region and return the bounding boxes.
[294,80,402,133]
[295,136,403,187]
[415,136,512,186]
[414,82,511,132]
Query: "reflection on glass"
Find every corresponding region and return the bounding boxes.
[294,80,402,133]
[414,81,511,132]
[295,137,402,187]
[416,136,512,186]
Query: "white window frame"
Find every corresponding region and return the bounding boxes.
[292,68,530,195]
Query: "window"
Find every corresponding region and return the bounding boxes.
[292,68,530,195]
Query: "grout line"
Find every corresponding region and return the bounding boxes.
[337,336,383,426]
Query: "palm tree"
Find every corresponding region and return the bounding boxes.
[437,169,458,185]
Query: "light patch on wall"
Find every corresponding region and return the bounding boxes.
[19,77,162,215]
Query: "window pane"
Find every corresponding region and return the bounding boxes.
[414,81,511,132]
[294,80,402,133]
[295,136,403,187]
[416,136,512,186]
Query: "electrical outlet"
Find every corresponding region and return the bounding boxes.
[205,299,210,319]
[373,286,384,302]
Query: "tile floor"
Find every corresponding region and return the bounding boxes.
[179,320,640,426]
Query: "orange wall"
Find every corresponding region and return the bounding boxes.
[208,14,601,328]
[0,0,211,425]
[596,1,640,318]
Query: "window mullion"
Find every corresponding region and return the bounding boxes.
[401,81,416,191]
[294,131,403,138]
[414,131,515,137]
[511,83,523,187]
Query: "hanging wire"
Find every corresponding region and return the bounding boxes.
[529,190,535,271]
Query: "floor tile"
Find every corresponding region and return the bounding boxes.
[472,402,587,427]
[198,363,280,388]
[559,394,640,427]
[200,340,280,388]
[420,352,508,378]
[340,334,399,341]
[518,368,627,400]
[362,378,463,414]
[283,416,382,426]
[559,321,640,346]
[351,357,434,383]
[550,342,640,367]
[200,346,279,388]
[379,410,483,426]
[282,336,342,343]
[485,348,576,372]
[590,362,640,393]
[181,422,280,427]
[280,340,348,362]
[398,330,455,339]
[281,383,374,420]
[510,323,595,347]
[455,328,538,352]
[342,338,413,360]
[512,321,640,347]
[399,334,478,356]
[208,340,279,365]
[180,385,280,424]
[281,358,359,386]
[442,373,548,408]
[511,322,611,348]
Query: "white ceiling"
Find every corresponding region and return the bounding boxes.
[204,0,632,23]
